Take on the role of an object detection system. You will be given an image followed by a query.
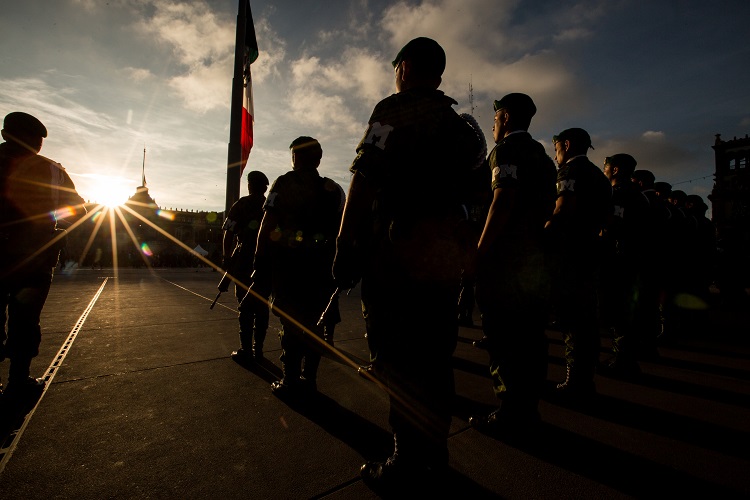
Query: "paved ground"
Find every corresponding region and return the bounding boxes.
[0,268,748,499]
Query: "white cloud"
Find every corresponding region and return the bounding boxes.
[167,57,233,113]
[132,1,233,113]
[124,67,154,82]
[138,2,234,67]
[643,130,666,141]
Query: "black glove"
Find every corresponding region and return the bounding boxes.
[332,239,361,290]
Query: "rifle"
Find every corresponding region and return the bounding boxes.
[210,245,242,309]
[317,287,352,326]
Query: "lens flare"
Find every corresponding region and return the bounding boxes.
[141,242,153,257]
[157,210,175,221]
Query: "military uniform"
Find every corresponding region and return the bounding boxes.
[1,136,85,393]
[350,86,482,469]
[225,191,269,358]
[263,169,343,389]
[549,155,612,393]
[475,131,557,418]
[599,179,650,372]
[632,182,669,357]
[223,192,266,299]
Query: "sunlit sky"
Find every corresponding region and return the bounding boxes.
[1,0,748,212]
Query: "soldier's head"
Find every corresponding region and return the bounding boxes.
[631,169,655,190]
[603,153,637,183]
[668,189,686,207]
[289,136,322,170]
[1,111,47,153]
[392,37,445,92]
[685,194,708,214]
[492,93,536,142]
[552,127,593,166]
[653,181,672,199]
[246,170,269,194]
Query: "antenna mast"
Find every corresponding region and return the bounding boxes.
[142,145,147,187]
[469,77,475,116]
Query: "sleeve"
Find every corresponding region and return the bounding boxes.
[55,164,86,208]
[263,176,283,212]
[349,100,393,182]
[556,164,575,196]
[489,144,520,191]
[222,200,241,232]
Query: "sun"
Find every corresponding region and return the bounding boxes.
[92,179,132,208]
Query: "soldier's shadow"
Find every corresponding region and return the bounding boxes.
[283,391,498,498]
[232,355,283,382]
[0,393,39,446]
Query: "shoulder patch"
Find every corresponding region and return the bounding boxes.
[364,122,394,150]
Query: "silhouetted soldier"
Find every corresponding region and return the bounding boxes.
[631,169,666,359]
[252,137,344,396]
[654,181,690,341]
[223,170,270,362]
[680,194,716,336]
[333,37,484,489]
[1,112,86,399]
[598,154,650,379]
[546,127,612,402]
[469,93,557,429]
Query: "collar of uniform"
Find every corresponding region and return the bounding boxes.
[564,154,588,165]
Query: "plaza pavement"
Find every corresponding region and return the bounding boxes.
[0,267,748,499]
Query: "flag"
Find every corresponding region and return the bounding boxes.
[240,0,258,174]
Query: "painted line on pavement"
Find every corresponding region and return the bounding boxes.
[161,278,238,313]
[0,277,109,475]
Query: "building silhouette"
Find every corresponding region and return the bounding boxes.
[67,181,224,269]
[709,133,750,291]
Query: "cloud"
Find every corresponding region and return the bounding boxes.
[589,132,711,197]
[132,1,233,113]
[138,2,234,67]
[167,58,233,113]
[642,130,666,141]
[553,27,594,43]
[0,77,117,138]
[124,67,154,82]
[129,1,286,114]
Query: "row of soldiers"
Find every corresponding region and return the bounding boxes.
[218,38,718,493]
[597,158,716,381]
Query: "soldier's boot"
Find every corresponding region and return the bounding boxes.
[556,364,595,404]
[271,354,303,397]
[5,356,45,401]
[360,433,442,492]
[252,329,266,360]
[231,330,255,363]
[301,354,320,392]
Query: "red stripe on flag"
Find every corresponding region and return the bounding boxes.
[240,0,258,174]
[241,73,253,170]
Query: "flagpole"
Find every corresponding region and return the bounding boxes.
[225,0,246,214]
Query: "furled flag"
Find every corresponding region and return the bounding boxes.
[240,0,259,174]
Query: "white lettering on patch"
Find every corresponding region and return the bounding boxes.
[266,192,278,208]
[364,122,394,150]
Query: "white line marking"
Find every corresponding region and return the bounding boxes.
[0,278,109,474]
[161,279,238,313]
